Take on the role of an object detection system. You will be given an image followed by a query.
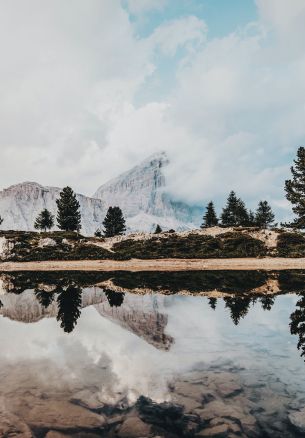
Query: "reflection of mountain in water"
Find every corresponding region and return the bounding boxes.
[0,286,173,350]
[3,269,305,358]
[95,294,173,350]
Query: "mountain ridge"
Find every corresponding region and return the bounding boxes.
[0,153,202,234]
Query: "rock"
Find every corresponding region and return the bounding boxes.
[46,433,102,438]
[289,407,305,433]
[71,389,105,410]
[196,424,229,437]
[194,400,256,429]
[117,416,151,437]
[25,400,106,431]
[217,382,242,398]
[172,394,201,412]
[45,432,68,438]
[38,238,57,247]
[0,411,32,437]
[174,381,205,401]
[209,418,241,434]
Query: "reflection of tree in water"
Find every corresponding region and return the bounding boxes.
[208,297,217,310]
[290,294,305,359]
[105,289,125,307]
[35,289,55,308]
[57,285,82,333]
[260,296,275,311]
[224,296,251,325]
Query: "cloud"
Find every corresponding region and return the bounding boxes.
[0,0,304,220]
[148,16,207,56]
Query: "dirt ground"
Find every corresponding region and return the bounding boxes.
[0,257,304,271]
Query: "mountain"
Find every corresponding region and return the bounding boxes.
[94,152,202,232]
[0,153,201,234]
[0,182,106,235]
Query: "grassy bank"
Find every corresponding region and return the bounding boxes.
[1,228,305,261]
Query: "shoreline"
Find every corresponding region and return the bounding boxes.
[0,257,305,271]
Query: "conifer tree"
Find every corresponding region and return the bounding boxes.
[56,285,82,333]
[255,201,275,229]
[247,210,256,227]
[224,296,251,325]
[221,191,249,227]
[94,228,102,237]
[0,216,3,226]
[34,209,54,232]
[56,186,81,232]
[103,206,126,237]
[285,146,305,228]
[290,294,305,359]
[208,297,217,310]
[201,201,218,228]
[35,289,55,308]
[105,289,125,307]
[260,296,275,311]
[154,224,162,234]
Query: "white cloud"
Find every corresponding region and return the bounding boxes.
[0,0,304,220]
[149,16,207,56]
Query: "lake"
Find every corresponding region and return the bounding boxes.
[1,270,305,437]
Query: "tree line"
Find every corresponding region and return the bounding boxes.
[34,186,126,237]
[1,146,305,236]
[201,193,275,229]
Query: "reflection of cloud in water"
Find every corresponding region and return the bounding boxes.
[0,292,305,405]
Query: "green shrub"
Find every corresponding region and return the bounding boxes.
[219,232,266,258]
[277,232,305,257]
[113,233,265,259]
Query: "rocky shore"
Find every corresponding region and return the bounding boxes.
[2,360,305,437]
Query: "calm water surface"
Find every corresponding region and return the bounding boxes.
[0,270,305,437]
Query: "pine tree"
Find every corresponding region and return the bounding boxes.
[56,285,82,333]
[255,201,275,229]
[224,296,251,325]
[201,201,218,228]
[285,147,305,229]
[35,289,55,308]
[56,186,81,232]
[34,208,54,232]
[247,210,256,227]
[290,294,305,359]
[103,206,126,237]
[94,228,102,237]
[260,296,275,311]
[208,297,217,310]
[154,224,162,234]
[221,191,249,227]
[0,216,3,226]
[105,289,125,307]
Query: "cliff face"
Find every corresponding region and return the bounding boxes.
[0,182,106,236]
[0,153,201,235]
[94,152,201,232]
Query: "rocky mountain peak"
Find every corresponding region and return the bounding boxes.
[0,153,201,234]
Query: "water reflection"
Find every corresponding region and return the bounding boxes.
[290,293,305,359]
[56,285,82,333]
[1,271,305,436]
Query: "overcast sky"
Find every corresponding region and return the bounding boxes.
[0,0,304,217]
